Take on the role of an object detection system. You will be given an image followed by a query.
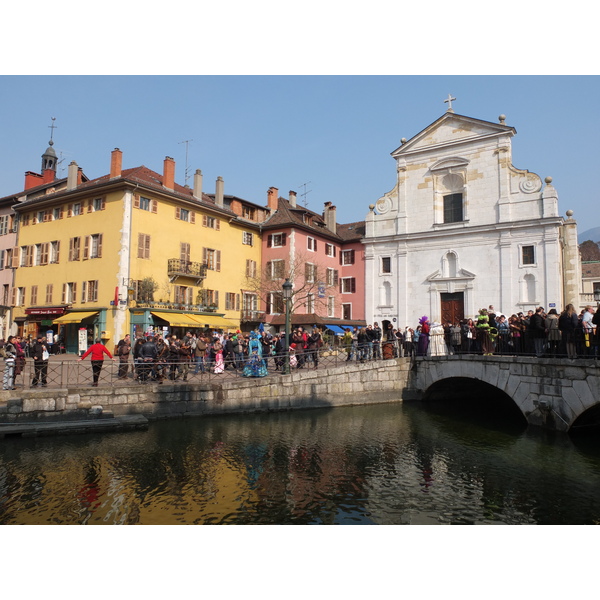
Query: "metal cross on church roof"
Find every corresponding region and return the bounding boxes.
[444,94,456,112]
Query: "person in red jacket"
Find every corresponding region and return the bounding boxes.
[79,338,115,386]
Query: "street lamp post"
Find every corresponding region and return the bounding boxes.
[282,278,293,375]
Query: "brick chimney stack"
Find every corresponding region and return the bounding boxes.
[66,161,79,191]
[267,187,279,211]
[24,171,43,190]
[324,201,337,234]
[289,190,297,208]
[110,148,122,179]
[77,166,84,185]
[163,156,175,190]
[193,169,203,199]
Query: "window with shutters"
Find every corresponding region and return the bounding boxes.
[92,197,106,211]
[245,259,257,278]
[0,250,4,270]
[341,249,355,265]
[204,248,221,271]
[268,233,286,247]
[325,243,336,257]
[174,285,192,305]
[138,234,151,259]
[340,277,356,294]
[63,282,77,304]
[71,203,82,217]
[0,215,8,236]
[180,242,190,262]
[139,196,151,211]
[45,284,53,304]
[202,289,218,308]
[326,268,338,287]
[327,296,335,318]
[268,259,285,280]
[86,280,98,302]
[225,292,240,311]
[203,215,220,230]
[20,246,33,267]
[180,208,190,222]
[83,234,103,260]
[30,285,38,305]
[307,237,316,251]
[3,285,9,306]
[50,241,60,264]
[69,237,81,261]
[242,231,253,246]
[305,262,317,283]
[267,292,284,314]
[36,210,46,224]
[53,207,63,220]
[306,293,315,314]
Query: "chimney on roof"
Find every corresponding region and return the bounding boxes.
[289,190,297,208]
[110,148,122,179]
[267,187,279,211]
[163,156,175,190]
[193,169,203,199]
[215,176,224,208]
[77,166,84,185]
[24,171,43,190]
[324,201,337,234]
[66,161,79,191]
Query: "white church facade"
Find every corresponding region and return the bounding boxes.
[363,105,581,329]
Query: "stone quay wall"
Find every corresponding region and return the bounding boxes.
[0,359,414,425]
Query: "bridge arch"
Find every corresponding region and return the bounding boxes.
[413,356,600,432]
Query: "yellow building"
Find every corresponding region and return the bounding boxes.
[11,149,264,352]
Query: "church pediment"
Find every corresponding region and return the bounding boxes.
[430,156,470,171]
[426,267,476,282]
[391,112,515,158]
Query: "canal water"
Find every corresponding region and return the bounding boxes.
[1,400,600,525]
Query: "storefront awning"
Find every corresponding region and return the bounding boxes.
[150,311,200,328]
[326,325,348,335]
[53,311,99,324]
[189,315,239,329]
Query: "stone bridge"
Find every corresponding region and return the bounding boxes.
[411,355,600,432]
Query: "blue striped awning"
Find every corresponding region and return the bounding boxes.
[326,325,348,335]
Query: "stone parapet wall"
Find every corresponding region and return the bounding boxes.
[0,359,413,425]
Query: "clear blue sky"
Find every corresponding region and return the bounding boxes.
[1,75,599,232]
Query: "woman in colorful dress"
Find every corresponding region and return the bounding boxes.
[213,339,225,374]
[242,331,268,377]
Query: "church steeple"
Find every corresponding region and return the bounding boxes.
[41,117,58,175]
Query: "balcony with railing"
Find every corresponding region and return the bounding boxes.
[241,309,266,322]
[167,259,208,284]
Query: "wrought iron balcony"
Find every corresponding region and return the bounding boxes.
[241,310,266,322]
[167,259,208,284]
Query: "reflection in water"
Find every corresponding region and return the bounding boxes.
[1,402,600,524]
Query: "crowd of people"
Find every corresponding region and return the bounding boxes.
[409,304,600,359]
[1,303,598,389]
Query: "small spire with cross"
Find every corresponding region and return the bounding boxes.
[444,94,456,113]
[48,116,57,146]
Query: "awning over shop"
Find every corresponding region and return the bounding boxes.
[326,325,348,335]
[150,311,200,328]
[53,311,99,324]
[189,315,239,329]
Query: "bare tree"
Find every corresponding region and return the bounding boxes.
[244,251,338,316]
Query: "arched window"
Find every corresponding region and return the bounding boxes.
[380,281,392,306]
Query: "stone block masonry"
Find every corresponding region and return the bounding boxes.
[0,359,414,428]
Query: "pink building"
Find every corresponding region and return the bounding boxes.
[257,187,365,335]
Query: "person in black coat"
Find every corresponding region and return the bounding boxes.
[528,307,547,357]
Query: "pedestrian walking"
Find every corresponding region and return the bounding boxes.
[2,336,17,390]
[79,338,115,387]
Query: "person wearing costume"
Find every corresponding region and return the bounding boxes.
[242,331,268,377]
[416,316,430,356]
[476,308,493,355]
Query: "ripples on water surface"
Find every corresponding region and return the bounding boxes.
[1,402,600,524]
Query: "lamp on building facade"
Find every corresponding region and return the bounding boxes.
[282,278,293,375]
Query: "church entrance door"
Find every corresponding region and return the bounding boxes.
[440,292,464,325]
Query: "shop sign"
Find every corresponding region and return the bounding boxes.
[25,307,65,315]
